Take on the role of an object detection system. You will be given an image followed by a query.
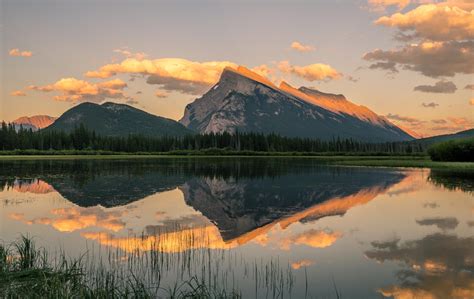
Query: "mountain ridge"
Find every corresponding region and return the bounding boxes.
[45,101,193,137]
[180,66,414,142]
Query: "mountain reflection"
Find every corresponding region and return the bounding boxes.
[1,158,408,246]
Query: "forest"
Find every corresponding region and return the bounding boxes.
[0,122,427,154]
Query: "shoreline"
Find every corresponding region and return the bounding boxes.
[1,154,473,169]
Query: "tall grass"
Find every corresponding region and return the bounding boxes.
[0,234,301,298]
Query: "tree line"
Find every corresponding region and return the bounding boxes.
[0,122,426,154]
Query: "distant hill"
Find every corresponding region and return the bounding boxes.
[180,66,413,142]
[45,102,193,137]
[415,128,474,145]
[12,115,57,131]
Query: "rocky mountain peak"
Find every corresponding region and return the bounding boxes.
[180,66,414,141]
[12,115,57,130]
[221,66,277,90]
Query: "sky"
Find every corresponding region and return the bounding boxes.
[1,0,473,137]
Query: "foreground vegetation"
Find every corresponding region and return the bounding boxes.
[428,138,474,162]
[1,235,293,298]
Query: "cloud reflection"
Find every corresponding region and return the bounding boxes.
[366,233,474,299]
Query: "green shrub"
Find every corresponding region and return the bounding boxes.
[428,138,474,162]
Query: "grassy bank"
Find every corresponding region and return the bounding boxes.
[0,148,426,157]
[0,152,473,169]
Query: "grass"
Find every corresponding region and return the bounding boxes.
[0,234,303,298]
[0,153,473,170]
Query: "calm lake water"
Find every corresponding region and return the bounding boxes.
[1,158,473,298]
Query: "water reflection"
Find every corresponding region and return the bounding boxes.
[1,158,473,297]
[366,234,474,298]
[1,159,405,244]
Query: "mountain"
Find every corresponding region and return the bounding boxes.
[12,115,57,131]
[180,66,414,142]
[415,128,474,145]
[45,102,193,137]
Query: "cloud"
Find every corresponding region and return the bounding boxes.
[366,233,474,299]
[387,114,473,136]
[278,61,341,82]
[386,113,422,124]
[371,238,401,250]
[279,229,342,250]
[113,48,147,60]
[470,98,474,106]
[363,40,474,78]
[10,90,26,96]
[421,102,439,108]
[368,61,399,74]
[367,0,412,11]
[430,117,474,132]
[251,64,275,79]
[414,80,457,93]
[291,259,314,269]
[85,58,237,95]
[290,41,315,52]
[464,84,474,90]
[10,207,127,233]
[416,217,459,230]
[155,90,169,98]
[9,48,32,57]
[146,75,209,95]
[29,78,129,103]
[345,75,359,82]
[374,3,474,42]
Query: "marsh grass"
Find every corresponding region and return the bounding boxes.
[0,232,300,298]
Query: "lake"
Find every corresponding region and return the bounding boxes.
[1,158,473,298]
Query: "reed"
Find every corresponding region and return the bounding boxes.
[0,233,305,298]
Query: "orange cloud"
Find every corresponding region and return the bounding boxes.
[290,41,315,52]
[469,98,474,106]
[251,64,275,79]
[385,114,473,136]
[10,90,26,96]
[280,229,342,250]
[375,3,474,41]
[29,78,128,103]
[85,58,236,83]
[9,48,32,57]
[278,61,341,82]
[291,259,314,269]
[10,207,127,233]
[85,58,237,95]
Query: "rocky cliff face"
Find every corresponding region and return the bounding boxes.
[180,66,414,142]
